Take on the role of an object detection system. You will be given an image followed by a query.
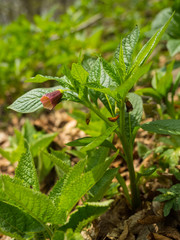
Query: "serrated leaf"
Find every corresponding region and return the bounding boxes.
[0,201,45,239]
[71,63,88,84]
[44,152,70,177]
[57,154,117,223]
[49,177,66,205]
[114,40,126,77]
[80,125,117,152]
[59,200,112,232]
[141,119,180,135]
[116,62,151,99]
[2,175,61,225]
[101,57,120,84]
[131,13,173,69]
[86,146,110,172]
[67,137,117,151]
[89,168,118,202]
[122,25,140,70]
[8,86,61,113]
[30,132,58,157]
[26,74,72,90]
[86,82,118,100]
[88,58,101,84]
[15,140,39,191]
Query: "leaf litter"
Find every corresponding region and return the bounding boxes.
[1,110,180,239]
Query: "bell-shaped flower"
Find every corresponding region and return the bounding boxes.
[40,89,63,110]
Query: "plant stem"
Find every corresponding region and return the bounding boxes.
[118,100,140,210]
[116,173,131,205]
[86,100,140,209]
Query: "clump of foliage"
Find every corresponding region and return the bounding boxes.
[1,13,180,239]
[154,183,180,217]
[0,0,174,101]
[149,0,180,56]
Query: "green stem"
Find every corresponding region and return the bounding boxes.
[116,172,131,205]
[86,100,140,209]
[118,100,140,210]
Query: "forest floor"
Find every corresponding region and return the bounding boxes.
[0,108,180,240]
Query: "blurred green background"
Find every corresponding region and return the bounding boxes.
[0,0,179,111]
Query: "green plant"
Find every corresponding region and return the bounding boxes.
[153,135,180,170]
[136,61,180,119]
[3,13,180,239]
[0,136,115,239]
[154,183,180,217]
[148,0,180,56]
[8,13,180,211]
[0,120,58,182]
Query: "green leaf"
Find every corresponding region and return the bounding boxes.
[26,74,74,90]
[154,193,175,202]
[15,140,39,191]
[136,166,157,183]
[167,39,180,56]
[101,57,120,84]
[86,146,110,172]
[86,83,118,100]
[89,168,118,202]
[22,119,36,143]
[88,58,101,84]
[116,62,151,99]
[80,125,117,152]
[131,13,173,70]
[30,132,58,157]
[52,231,65,240]
[57,154,116,223]
[59,200,112,232]
[125,93,143,139]
[44,152,70,177]
[2,175,61,225]
[49,177,66,205]
[164,199,174,217]
[0,201,45,239]
[172,71,180,97]
[51,149,71,166]
[53,229,83,240]
[67,137,117,151]
[8,86,61,113]
[135,88,162,102]
[0,131,25,163]
[71,63,88,84]
[155,61,174,97]
[141,119,180,135]
[114,40,126,77]
[122,25,140,70]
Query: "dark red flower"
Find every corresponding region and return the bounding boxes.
[40,90,63,110]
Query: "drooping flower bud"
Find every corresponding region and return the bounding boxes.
[108,114,119,122]
[40,89,63,110]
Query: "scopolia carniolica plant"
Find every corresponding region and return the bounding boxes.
[1,13,180,239]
